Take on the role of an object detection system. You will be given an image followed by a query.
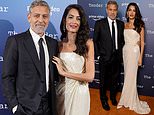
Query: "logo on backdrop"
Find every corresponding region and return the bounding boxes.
[148,4,154,8]
[45,32,58,39]
[88,3,103,8]
[77,0,154,96]
[144,75,152,79]
[137,85,144,89]
[0,56,3,62]
[8,30,18,36]
[7,30,59,40]
[121,2,139,7]
[147,30,154,34]
[0,103,8,109]
[143,17,148,22]
[145,53,153,58]
[0,6,8,12]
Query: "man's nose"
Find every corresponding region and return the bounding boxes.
[38,16,44,22]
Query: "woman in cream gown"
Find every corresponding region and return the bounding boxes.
[117,3,151,114]
[56,52,91,115]
[52,4,94,115]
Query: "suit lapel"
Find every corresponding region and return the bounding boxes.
[45,37,54,84]
[105,18,112,39]
[23,31,42,78]
[46,37,54,58]
[116,20,120,44]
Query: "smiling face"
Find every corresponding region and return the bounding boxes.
[106,4,118,20]
[28,6,50,36]
[65,8,81,33]
[127,5,136,20]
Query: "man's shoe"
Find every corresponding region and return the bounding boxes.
[111,98,117,106]
[101,100,110,111]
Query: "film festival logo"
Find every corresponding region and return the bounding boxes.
[27,5,60,16]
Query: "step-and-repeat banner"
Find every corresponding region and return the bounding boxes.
[0,0,154,114]
[77,0,154,96]
[0,0,77,114]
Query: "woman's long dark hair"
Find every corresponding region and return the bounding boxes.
[126,2,144,33]
[60,4,90,56]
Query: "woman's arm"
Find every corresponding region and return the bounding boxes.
[52,39,95,82]
[138,27,145,66]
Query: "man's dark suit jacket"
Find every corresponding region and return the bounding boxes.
[2,30,58,114]
[93,18,124,63]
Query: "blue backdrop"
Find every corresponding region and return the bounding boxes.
[78,0,154,96]
[0,0,77,114]
[0,0,154,114]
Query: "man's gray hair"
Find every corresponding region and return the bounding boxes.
[107,0,118,9]
[29,0,50,13]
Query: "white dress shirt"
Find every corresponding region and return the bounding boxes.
[30,28,49,92]
[107,17,118,49]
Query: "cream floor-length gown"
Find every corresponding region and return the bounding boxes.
[56,52,90,115]
[117,29,151,114]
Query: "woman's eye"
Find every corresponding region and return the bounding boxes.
[68,16,73,19]
[77,17,81,20]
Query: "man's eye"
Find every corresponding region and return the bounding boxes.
[43,15,48,19]
[34,15,40,18]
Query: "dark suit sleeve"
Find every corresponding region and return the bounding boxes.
[121,22,125,47]
[93,21,100,58]
[53,40,59,84]
[2,36,18,109]
[49,39,59,115]
[119,21,125,63]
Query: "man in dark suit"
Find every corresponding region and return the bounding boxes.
[2,0,58,115]
[93,0,124,111]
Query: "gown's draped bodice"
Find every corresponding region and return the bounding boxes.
[56,52,90,115]
[117,29,151,114]
[60,52,84,74]
[124,29,140,45]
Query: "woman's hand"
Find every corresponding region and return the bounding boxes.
[52,56,66,76]
[138,56,142,66]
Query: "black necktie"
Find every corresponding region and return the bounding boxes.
[38,38,46,94]
[112,21,116,52]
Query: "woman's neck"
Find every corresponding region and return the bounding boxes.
[127,19,135,28]
[65,32,76,44]
[128,18,134,25]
